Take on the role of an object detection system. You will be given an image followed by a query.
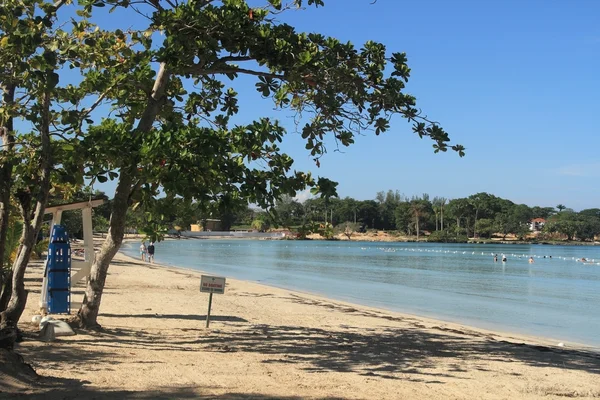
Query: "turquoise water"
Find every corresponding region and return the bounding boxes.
[122,240,600,348]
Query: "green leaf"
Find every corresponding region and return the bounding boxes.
[47,72,59,89]
[269,0,283,10]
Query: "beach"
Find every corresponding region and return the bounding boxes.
[6,251,600,399]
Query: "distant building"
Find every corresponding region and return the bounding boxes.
[190,224,202,232]
[190,219,222,232]
[529,218,546,232]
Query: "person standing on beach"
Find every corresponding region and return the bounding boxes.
[147,242,155,263]
[140,242,147,262]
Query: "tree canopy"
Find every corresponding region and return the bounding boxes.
[0,0,463,331]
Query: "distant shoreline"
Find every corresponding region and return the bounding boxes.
[120,232,599,246]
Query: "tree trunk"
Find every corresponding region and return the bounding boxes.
[416,215,420,240]
[75,63,170,329]
[456,217,460,237]
[0,84,15,297]
[440,205,444,231]
[75,167,134,328]
[1,92,52,330]
[0,269,13,312]
[474,209,479,239]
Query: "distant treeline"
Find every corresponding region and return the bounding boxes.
[270,191,599,242]
[113,190,599,243]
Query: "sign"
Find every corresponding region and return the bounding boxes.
[200,275,226,328]
[200,275,226,294]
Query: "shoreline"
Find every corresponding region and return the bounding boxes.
[121,240,600,351]
[122,233,600,246]
[12,249,600,398]
[117,249,599,354]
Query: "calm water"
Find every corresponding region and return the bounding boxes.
[122,240,600,348]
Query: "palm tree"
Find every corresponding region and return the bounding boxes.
[432,197,448,231]
[439,197,447,231]
[410,201,428,240]
[556,204,566,212]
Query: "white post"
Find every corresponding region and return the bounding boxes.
[71,206,94,286]
[82,207,94,265]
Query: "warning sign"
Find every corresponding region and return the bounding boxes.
[200,275,226,294]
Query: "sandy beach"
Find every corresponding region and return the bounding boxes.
[4,250,600,399]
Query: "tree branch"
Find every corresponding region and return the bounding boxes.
[217,56,253,63]
[79,76,133,124]
[184,64,284,80]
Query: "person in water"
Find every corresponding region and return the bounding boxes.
[502,254,507,262]
[529,257,535,264]
[494,254,498,262]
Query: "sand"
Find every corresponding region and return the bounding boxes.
[5,249,600,399]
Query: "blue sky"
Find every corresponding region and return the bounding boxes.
[74,1,600,210]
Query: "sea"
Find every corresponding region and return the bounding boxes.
[122,239,600,349]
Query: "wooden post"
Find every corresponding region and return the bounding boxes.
[206,292,213,328]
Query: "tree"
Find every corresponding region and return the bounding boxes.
[468,193,493,239]
[251,217,270,232]
[274,195,304,228]
[0,0,70,330]
[431,196,447,231]
[357,200,379,229]
[439,197,447,231]
[335,197,359,225]
[376,190,402,230]
[410,200,429,240]
[531,206,555,219]
[446,198,472,237]
[337,222,361,240]
[474,218,494,239]
[544,211,579,241]
[310,177,338,224]
[1,0,463,330]
[394,201,412,235]
[556,204,566,213]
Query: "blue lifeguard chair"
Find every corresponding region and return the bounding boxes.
[46,225,71,314]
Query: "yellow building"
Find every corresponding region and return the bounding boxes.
[190,219,222,232]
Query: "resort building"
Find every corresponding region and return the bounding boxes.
[528,218,546,232]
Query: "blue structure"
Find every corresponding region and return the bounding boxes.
[46,225,71,314]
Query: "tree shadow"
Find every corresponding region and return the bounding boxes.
[191,324,600,379]
[5,385,348,400]
[31,320,600,382]
[101,313,248,322]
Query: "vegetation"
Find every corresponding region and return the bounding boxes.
[260,191,599,243]
[124,190,599,244]
[0,0,463,335]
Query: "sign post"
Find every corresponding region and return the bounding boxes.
[200,275,226,328]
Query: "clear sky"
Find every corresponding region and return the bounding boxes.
[76,1,600,210]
